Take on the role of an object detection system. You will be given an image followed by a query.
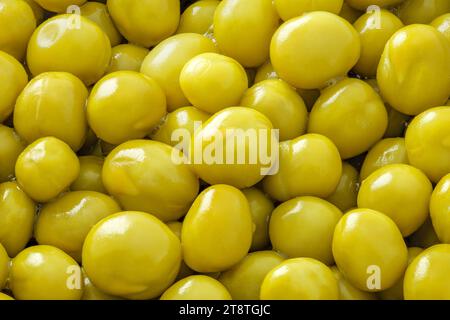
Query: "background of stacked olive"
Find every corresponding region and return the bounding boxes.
[0,0,449,301]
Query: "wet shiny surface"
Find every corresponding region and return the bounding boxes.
[0,51,28,122]
[27,14,111,86]
[242,188,274,251]
[0,125,25,182]
[358,164,432,236]
[71,156,106,193]
[180,53,248,114]
[107,0,179,47]
[191,107,276,189]
[177,0,219,35]
[10,245,83,300]
[360,138,409,180]
[106,44,149,74]
[214,0,279,68]
[161,275,232,300]
[353,9,403,77]
[332,209,408,291]
[270,11,360,89]
[102,140,199,222]
[405,107,450,183]
[0,181,35,257]
[15,137,80,203]
[308,78,388,159]
[377,25,450,115]
[87,71,167,145]
[80,1,122,47]
[430,174,450,243]
[270,196,342,265]
[82,211,181,299]
[140,33,218,111]
[14,72,88,151]
[260,257,339,300]
[0,0,36,61]
[404,244,450,299]
[182,185,253,273]
[241,79,308,141]
[326,162,359,212]
[35,191,121,262]
[263,134,342,201]
[219,251,284,300]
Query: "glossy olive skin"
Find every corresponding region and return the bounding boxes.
[0,0,36,61]
[377,25,450,115]
[326,162,359,212]
[260,258,339,300]
[107,0,179,47]
[152,106,210,148]
[214,0,279,68]
[398,0,450,24]
[87,71,167,145]
[177,0,219,35]
[15,137,80,203]
[27,14,111,86]
[405,107,450,183]
[271,11,360,89]
[0,51,28,122]
[190,107,277,189]
[34,0,87,13]
[219,251,284,300]
[102,140,199,222]
[270,196,342,265]
[360,138,409,181]
[308,78,388,159]
[353,9,403,77]
[0,125,25,182]
[80,1,122,47]
[430,174,450,243]
[332,209,408,291]
[10,245,83,300]
[404,244,450,299]
[106,44,149,74]
[263,134,342,202]
[180,53,248,114]
[140,33,218,111]
[331,266,378,300]
[345,0,404,10]
[431,13,450,42]
[358,164,433,237]
[71,156,106,193]
[0,243,9,290]
[242,188,274,251]
[83,211,181,299]
[0,182,35,257]
[182,185,253,273]
[35,191,121,262]
[274,0,343,21]
[240,79,309,141]
[14,72,88,151]
[161,275,232,300]
[379,247,423,300]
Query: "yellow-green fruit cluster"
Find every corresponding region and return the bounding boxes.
[0,0,449,301]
